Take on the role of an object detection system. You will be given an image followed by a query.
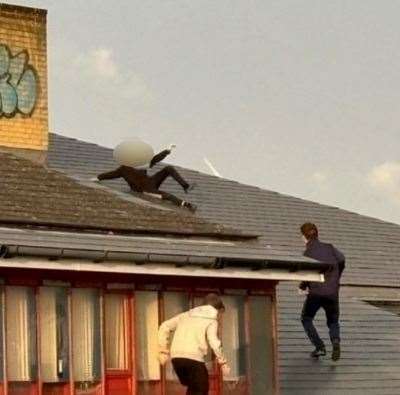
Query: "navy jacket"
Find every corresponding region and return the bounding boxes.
[300,239,345,298]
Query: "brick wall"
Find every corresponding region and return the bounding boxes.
[0,3,48,154]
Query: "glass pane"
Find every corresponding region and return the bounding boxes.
[6,286,37,381]
[135,291,160,395]
[105,294,129,370]
[248,296,274,395]
[164,292,190,395]
[40,287,69,382]
[71,288,101,385]
[222,295,247,395]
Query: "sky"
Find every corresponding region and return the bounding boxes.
[2,0,400,224]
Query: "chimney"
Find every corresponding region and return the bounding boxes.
[0,3,48,164]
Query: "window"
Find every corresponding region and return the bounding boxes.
[105,293,130,370]
[6,286,38,393]
[71,288,101,393]
[221,295,247,395]
[40,287,70,395]
[135,291,160,395]
[40,286,70,386]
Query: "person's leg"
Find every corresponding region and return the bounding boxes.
[187,360,209,395]
[151,165,190,190]
[301,296,325,354]
[171,358,190,388]
[322,297,340,343]
[159,191,197,212]
[322,297,341,361]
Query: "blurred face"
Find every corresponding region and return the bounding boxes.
[302,235,308,244]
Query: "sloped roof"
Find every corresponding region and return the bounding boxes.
[48,133,400,395]
[36,131,400,395]
[48,133,400,288]
[0,150,248,238]
[278,283,400,395]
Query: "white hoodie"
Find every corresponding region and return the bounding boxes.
[158,305,227,364]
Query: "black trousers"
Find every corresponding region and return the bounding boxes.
[301,294,341,348]
[172,358,209,395]
[149,166,189,206]
[150,166,189,190]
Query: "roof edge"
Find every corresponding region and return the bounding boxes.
[0,244,329,274]
[0,218,257,241]
[0,3,47,15]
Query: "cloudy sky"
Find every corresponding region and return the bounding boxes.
[3,0,400,224]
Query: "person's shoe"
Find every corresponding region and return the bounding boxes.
[310,346,326,358]
[184,183,197,194]
[182,201,197,212]
[332,342,341,361]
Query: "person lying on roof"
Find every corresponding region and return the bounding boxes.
[92,143,197,212]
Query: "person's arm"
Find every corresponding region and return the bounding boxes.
[150,150,171,168]
[332,245,346,277]
[158,313,184,355]
[97,166,123,181]
[206,321,227,365]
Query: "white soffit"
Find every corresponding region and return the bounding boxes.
[0,257,324,282]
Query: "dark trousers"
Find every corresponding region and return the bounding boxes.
[150,166,189,190]
[301,295,340,348]
[172,358,209,395]
[98,165,190,207]
[150,166,189,206]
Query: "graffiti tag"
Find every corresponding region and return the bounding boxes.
[0,44,39,118]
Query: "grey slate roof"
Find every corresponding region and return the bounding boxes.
[0,150,248,238]
[278,283,400,395]
[48,133,400,288]
[48,133,400,394]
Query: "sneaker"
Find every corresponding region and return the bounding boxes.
[332,342,341,361]
[184,183,197,194]
[182,201,197,212]
[310,346,326,358]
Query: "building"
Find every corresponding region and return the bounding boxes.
[1,3,400,395]
[0,4,331,395]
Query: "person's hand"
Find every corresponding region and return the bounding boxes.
[221,363,231,376]
[298,288,309,296]
[158,352,169,366]
[90,177,99,182]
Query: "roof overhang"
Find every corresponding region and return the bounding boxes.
[0,256,325,282]
[0,227,330,282]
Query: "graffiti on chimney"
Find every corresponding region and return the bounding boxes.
[0,44,39,118]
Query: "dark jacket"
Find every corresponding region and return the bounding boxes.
[300,239,345,298]
[97,149,170,192]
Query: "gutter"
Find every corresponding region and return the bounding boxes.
[0,244,331,274]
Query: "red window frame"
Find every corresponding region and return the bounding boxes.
[0,270,278,395]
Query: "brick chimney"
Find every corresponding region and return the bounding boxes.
[0,3,48,163]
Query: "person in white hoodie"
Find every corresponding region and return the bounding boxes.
[158,293,231,395]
